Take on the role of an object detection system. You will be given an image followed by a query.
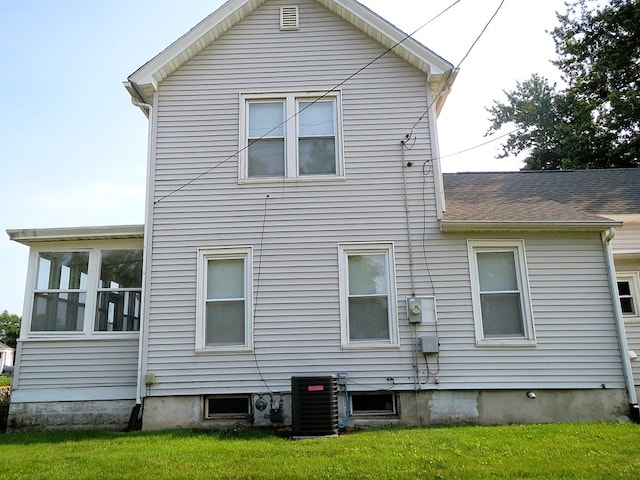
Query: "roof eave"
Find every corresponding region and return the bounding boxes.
[125,0,455,108]
[7,224,145,245]
[439,220,623,233]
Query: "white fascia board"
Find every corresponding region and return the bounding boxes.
[439,220,623,233]
[6,224,144,245]
[319,0,454,75]
[604,214,640,224]
[125,0,455,105]
[127,0,263,99]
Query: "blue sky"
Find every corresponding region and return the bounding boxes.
[0,0,566,315]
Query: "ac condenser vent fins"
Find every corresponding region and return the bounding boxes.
[291,376,338,438]
[280,6,299,31]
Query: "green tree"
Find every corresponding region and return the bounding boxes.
[487,0,640,170]
[0,311,21,349]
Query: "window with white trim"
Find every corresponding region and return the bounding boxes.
[240,92,342,180]
[617,272,640,318]
[196,247,253,352]
[94,249,143,332]
[32,251,89,331]
[468,240,535,346]
[30,246,142,334]
[338,243,398,348]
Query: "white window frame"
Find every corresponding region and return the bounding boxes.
[94,249,143,332]
[617,271,640,320]
[239,91,344,182]
[338,242,399,349]
[23,241,142,341]
[196,247,253,353]
[467,239,536,347]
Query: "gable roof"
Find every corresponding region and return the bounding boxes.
[125,0,455,113]
[441,169,640,232]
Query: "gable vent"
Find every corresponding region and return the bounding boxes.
[280,6,299,31]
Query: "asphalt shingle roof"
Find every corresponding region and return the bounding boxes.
[443,169,640,223]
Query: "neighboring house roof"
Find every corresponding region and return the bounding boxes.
[7,225,145,246]
[0,342,14,352]
[441,169,640,232]
[125,0,456,114]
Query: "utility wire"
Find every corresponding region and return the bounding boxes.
[153,0,465,205]
[407,0,506,135]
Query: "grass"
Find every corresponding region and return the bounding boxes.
[0,423,639,479]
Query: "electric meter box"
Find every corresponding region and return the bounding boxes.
[406,296,437,324]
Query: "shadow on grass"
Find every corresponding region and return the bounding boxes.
[0,426,284,445]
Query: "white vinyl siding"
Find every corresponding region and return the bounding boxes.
[196,247,253,352]
[615,258,640,386]
[338,243,398,348]
[468,240,535,347]
[145,0,624,395]
[240,92,342,180]
[11,339,139,402]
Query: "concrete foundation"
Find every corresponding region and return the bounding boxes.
[141,388,631,430]
[8,400,136,432]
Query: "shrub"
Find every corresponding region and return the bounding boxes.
[0,386,10,432]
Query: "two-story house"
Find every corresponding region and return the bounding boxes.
[7,0,640,431]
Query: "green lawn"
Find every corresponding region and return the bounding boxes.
[0,423,638,479]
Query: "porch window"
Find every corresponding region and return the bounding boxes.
[31,252,88,331]
[94,249,143,331]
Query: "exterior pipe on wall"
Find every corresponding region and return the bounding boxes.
[126,84,154,418]
[601,228,640,422]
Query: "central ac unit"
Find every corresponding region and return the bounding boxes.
[291,375,339,438]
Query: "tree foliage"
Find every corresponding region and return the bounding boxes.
[0,311,21,349]
[487,0,640,170]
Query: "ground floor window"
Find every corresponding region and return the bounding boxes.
[205,396,251,418]
[351,393,397,416]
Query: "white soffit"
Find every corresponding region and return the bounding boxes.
[6,224,145,245]
[126,0,455,107]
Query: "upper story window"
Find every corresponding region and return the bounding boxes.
[467,240,536,347]
[196,247,253,353]
[338,243,399,349]
[29,246,143,336]
[240,92,343,181]
[617,272,640,318]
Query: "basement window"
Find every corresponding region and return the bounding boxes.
[205,396,251,418]
[351,393,397,416]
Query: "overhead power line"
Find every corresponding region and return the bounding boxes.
[154,0,465,205]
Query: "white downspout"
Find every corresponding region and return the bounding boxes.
[130,93,153,411]
[601,228,639,420]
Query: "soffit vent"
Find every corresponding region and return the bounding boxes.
[280,6,299,31]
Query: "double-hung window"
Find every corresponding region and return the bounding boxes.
[196,247,253,352]
[617,272,640,318]
[338,243,399,348]
[32,252,89,332]
[241,92,342,180]
[468,240,535,346]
